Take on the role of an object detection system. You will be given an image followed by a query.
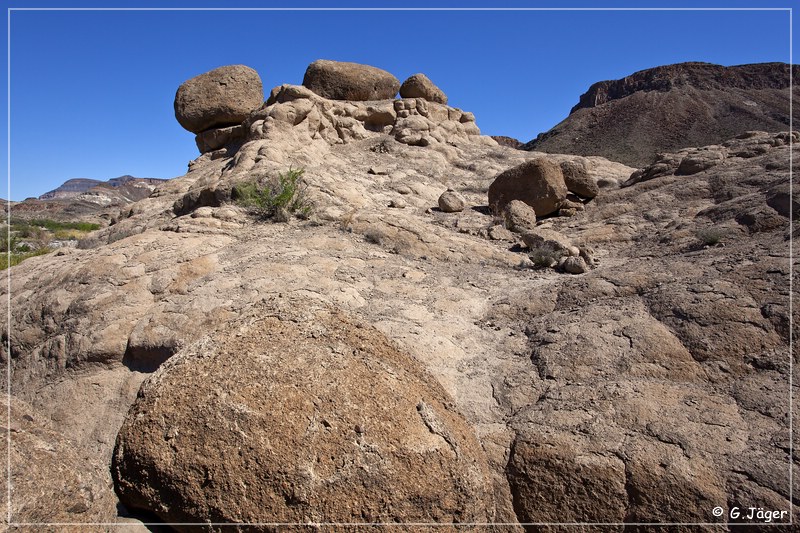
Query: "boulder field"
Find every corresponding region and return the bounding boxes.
[2,61,796,530]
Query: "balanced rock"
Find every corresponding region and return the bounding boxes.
[400,73,448,104]
[174,65,264,134]
[113,300,493,526]
[303,59,400,101]
[489,158,568,216]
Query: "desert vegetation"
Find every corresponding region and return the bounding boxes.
[232,167,312,222]
[1,218,100,269]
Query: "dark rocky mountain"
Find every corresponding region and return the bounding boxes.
[38,175,167,201]
[38,178,102,200]
[10,176,168,224]
[490,135,523,149]
[524,62,800,167]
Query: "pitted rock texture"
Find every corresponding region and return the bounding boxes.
[113,299,494,528]
[400,73,448,104]
[174,64,264,134]
[303,59,400,101]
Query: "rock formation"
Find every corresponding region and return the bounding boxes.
[524,61,800,166]
[400,73,448,104]
[303,59,400,101]
[174,65,264,155]
[11,175,168,224]
[3,61,796,529]
[174,64,264,134]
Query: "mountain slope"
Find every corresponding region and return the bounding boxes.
[38,175,167,200]
[524,62,800,167]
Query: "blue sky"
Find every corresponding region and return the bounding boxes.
[2,0,796,201]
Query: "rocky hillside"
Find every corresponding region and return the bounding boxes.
[524,62,800,167]
[1,61,796,530]
[11,175,168,224]
[38,175,166,201]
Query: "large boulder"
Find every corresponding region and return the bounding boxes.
[302,59,400,101]
[113,299,494,527]
[560,159,599,199]
[174,65,264,134]
[400,73,448,104]
[488,158,568,216]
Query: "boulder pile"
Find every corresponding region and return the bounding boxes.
[175,60,489,156]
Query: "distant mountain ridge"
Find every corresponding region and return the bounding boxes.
[38,175,167,200]
[524,61,800,167]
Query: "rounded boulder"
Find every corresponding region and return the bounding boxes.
[400,73,448,104]
[488,158,568,216]
[112,299,493,526]
[302,59,400,101]
[174,65,264,134]
[560,159,599,199]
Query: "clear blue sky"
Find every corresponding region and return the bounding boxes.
[3,0,796,201]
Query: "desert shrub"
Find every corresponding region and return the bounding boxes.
[233,167,312,221]
[695,227,726,245]
[10,218,100,232]
[364,227,386,245]
[1,247,51,270]
[529,247,561,268]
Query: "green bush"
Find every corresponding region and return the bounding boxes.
[10,218,100,232]
[233,167,312,221]
[1,248,51,270]
[695,227,726,246]
[529,247,560,268]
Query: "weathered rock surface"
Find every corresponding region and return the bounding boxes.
[521,227,575,256]
[113,299,493,527]
[624,131,797,187]
[303,59,400,101]
[3,62,796,529]
[174,65,264,134]
[488,158,568,216]
[400,73,448,104]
